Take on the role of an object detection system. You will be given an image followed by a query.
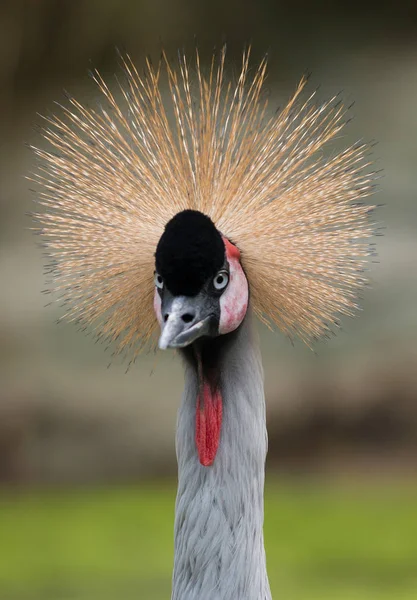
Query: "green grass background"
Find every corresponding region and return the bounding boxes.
[0,480,416,599]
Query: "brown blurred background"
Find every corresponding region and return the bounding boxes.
[0,2,417,599]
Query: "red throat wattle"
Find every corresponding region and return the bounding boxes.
[195,351,222,467]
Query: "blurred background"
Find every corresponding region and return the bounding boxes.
[1,1,417,599]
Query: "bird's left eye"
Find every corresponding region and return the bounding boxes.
[213,270,229,291]
[154,272,164,289]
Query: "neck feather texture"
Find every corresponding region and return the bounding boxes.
[172,310,271,600]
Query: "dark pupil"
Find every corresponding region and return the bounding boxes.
[217,276,223,284]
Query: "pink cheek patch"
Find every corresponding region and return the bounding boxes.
[154,289,162,325]
[219,241,249,335]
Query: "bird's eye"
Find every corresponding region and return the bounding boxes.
[154,272,164,289]
[213,270,229,291]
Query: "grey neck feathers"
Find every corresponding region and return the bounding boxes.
[172,311,271,600]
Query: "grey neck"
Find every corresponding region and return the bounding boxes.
[172,311,271,600]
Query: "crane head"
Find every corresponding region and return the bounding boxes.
[154,210,248,350]
[32,49,376,360]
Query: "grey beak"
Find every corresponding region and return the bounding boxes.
[158,296,213,350]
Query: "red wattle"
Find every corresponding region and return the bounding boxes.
[196,379,223,467]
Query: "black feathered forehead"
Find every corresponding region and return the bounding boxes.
[155,210,225,296]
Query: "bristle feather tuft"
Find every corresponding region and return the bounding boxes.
[32,48,376,357]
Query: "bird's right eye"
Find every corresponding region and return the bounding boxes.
[154,273,164,289]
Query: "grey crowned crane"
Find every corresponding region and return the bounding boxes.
[32,48,375,600]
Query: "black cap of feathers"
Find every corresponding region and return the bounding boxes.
[155,210,225,296]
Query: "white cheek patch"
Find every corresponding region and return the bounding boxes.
[219,257,249,334]
[153,288,162,325]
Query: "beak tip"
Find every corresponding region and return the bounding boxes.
[158,334,170,351]
[158,318,212,350]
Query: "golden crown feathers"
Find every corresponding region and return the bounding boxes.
[31,47,376,357]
